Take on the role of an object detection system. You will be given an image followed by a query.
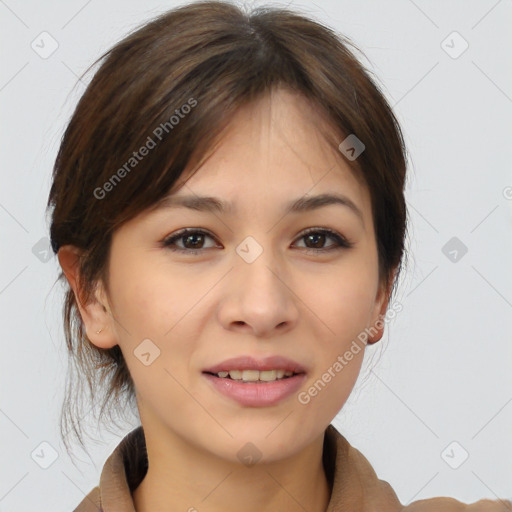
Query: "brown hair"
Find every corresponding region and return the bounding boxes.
[47,0,408,455]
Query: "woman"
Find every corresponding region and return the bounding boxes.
[47,1,510,510]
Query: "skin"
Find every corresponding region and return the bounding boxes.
[59,86,394,512]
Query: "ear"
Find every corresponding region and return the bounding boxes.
[57,245,117,349]
[367,268,397,345]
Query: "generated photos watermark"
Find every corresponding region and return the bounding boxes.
[297,300,403,405]
[93,97,198,200]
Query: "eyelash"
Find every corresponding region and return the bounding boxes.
[161,227,354,256]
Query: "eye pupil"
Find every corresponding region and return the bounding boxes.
[306,233,325,248]
[185,234,203,248]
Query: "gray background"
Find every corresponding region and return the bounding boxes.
[1,0,511,509]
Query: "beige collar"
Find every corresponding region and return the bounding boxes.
[74,424,510,512]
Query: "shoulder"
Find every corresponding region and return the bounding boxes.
[402,496,512,511]
[73,485,102,512]
[329,427,511,512]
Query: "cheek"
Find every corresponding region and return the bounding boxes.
[300,247,378,410]
[304,253,379,341]
[109,259,202,374]
[109,252,193,337]
[299,331,366,425]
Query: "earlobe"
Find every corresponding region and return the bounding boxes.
[367,302,388,344]
[367,273,395,344]
[57,245,117,349]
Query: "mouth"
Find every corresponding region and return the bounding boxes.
[202,371,307,407]
[201,355,308,406]
[202,354,307,377]
[203,369,304,383]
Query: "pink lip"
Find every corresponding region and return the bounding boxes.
[203,372,307,407]
[202,355,307,374]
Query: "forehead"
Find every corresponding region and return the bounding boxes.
[167,87,371,217]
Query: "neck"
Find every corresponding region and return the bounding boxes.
[132,423,331,512]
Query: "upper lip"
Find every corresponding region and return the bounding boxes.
[203,355,307,374]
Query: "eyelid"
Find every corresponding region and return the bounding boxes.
[161,226,354,254]
[295,227,354,250]
[162,228,219,251]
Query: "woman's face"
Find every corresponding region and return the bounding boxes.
[82,87,390,462]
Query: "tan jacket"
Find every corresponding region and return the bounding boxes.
[74,424,511,511]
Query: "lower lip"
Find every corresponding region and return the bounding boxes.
[202,372,307,407]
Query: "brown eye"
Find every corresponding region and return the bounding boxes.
[181,232,206,249]
[162,229,218,254]
[304,232,327,249]
[161,227,353,256]
[293,228,354,253]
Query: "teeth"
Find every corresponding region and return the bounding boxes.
[259,370,277,381]
[240,370,260,382]
[215,369,296,381]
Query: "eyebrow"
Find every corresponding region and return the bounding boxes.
[154,192,364,224]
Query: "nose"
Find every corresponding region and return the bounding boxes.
[217,248,300,338]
